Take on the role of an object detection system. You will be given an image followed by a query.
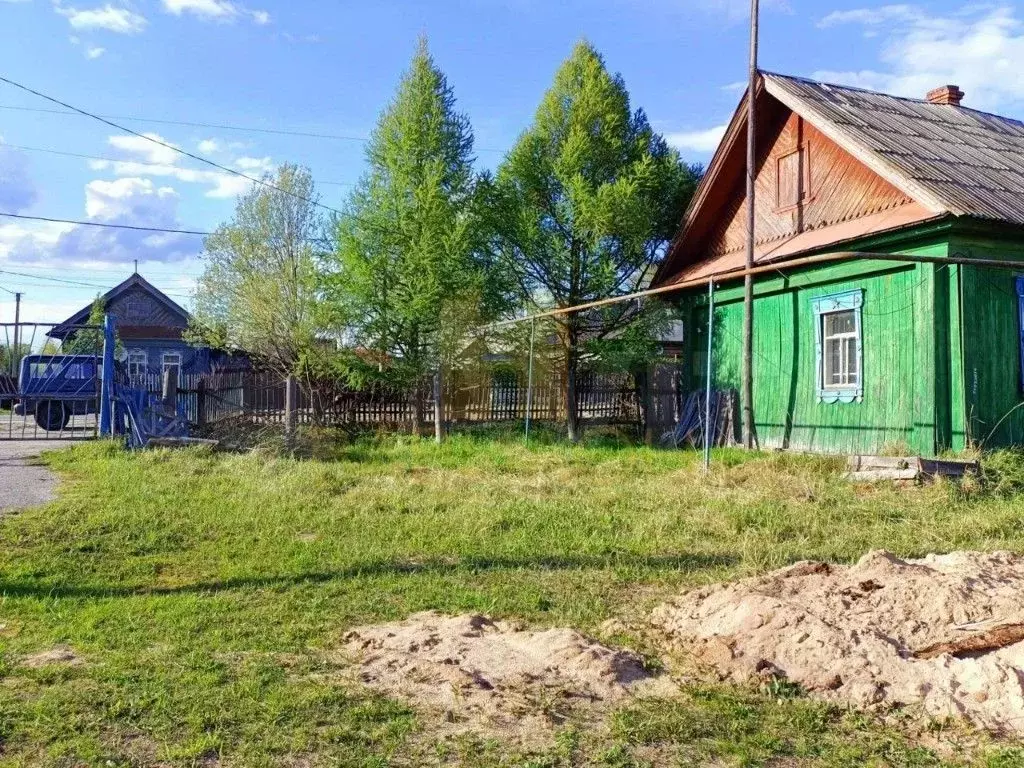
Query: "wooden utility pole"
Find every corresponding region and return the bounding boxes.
[12,292,21,377]
[741,0,759,450]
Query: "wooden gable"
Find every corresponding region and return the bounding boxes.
[656,87,938,286]
[108,285,187,329]
[703,112,914,258]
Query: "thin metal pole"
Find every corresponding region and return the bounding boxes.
[741,0,759,450]
[703,280,715,473]
[525,317,536,443]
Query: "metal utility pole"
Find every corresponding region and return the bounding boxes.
[741,0,759,450]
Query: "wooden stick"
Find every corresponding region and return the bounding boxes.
[913,623,1024,660]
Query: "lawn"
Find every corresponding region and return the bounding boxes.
[2,430,1024,766]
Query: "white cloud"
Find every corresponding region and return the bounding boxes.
[197,138,221,153]
[108,132,180,166]
[665,124,727,154]
[0,143,39,213]
[815,4,1024,111]
[54,3,147,33]
[92,133,274,198]
[85,45,105,58]
[5,177,200,267]
[161,0,269,24]
[818,4,918,27]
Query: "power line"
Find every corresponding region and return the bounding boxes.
[0,102,505,154]
[0,268,115,290]
[0,74,346,218]
[1,142,356,188]
[0,212,211,236]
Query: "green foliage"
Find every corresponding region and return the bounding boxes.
[189,164,327,378]
[328,38,488,395]
[62,296,119,355]
[489,41,699,437]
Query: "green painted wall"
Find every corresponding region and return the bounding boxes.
[952,234,1024,448]
[682,239,964,456]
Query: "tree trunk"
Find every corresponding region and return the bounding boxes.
[411,382,425,437]
[433,367,445,444]
[639,365,655,446]
[284,373,297,451]
[565,333,580,443]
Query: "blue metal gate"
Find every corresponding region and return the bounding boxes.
[0,317,114,441]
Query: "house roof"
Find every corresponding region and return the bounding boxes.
[49,273,190,339]
[655,72,1024,287]
[763,73,1024,225]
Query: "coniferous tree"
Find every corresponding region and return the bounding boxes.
[328,38,483,438]
[490,41,699,441]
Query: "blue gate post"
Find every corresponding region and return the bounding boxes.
[99,313,115,437]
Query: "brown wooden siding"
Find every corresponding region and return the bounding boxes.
[701,114,915,258]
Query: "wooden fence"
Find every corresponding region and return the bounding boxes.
[132,369,656,429]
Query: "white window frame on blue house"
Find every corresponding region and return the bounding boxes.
[162,351,182,379]
[127,349,147,378]
[813,289,864,404]
[1016,277,1024,392]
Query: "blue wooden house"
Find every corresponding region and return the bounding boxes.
[49,273,240,379]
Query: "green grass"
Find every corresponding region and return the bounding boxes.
[1,430,1024,766]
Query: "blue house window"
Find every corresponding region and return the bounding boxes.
[1017,277,1024,392]
[813,290,864,404]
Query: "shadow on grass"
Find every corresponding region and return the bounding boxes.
[0,551,736,600]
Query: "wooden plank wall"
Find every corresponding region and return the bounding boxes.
[700,114,915,259]
[685,248,955,456]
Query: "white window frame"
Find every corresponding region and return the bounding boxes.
[821,310,859,390]
[813,290,864,404]
[162,351,182,377]
[127,349,147,378]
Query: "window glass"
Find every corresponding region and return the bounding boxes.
[127,350,147,378]
[821,309,859,389]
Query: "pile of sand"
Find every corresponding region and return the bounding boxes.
[652,550,1024,735]
[343,611,675,742]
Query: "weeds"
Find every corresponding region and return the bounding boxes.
[0,435,1020,765]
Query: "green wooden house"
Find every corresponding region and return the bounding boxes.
[652,73,1024,456]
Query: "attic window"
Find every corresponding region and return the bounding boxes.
[776,145,810,210]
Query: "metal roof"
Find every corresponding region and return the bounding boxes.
[763,72,1024,225]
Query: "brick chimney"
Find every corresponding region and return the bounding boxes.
[926,85,965,106]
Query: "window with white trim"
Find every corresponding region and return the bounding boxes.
[813,290,863,403]
[162,351,182,378]
[127,349,147,378]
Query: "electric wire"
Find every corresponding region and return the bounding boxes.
[0,102,505,153]
[0,74,346,217]
[1,142,356,188]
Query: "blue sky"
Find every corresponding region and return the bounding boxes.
[1,0,1022,323]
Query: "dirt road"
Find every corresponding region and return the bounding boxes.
[0,440,77,513]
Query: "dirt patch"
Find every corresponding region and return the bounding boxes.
[652,550,1024,735]
[22,645,82,668]
[343,611,676,743]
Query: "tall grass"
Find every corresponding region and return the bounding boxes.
[0,435,1022,765]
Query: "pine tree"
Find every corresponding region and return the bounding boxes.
[329,38,482,438]
[491,41,698,441]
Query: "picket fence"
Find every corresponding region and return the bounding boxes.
[133,369,648,428]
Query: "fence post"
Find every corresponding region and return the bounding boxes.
[284,373,297,449]
[196,378,207,427]
[433,367,445,444]
[161,366,178,416]
[99,313,115,437]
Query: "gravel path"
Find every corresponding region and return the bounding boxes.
[0,441,77,513]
